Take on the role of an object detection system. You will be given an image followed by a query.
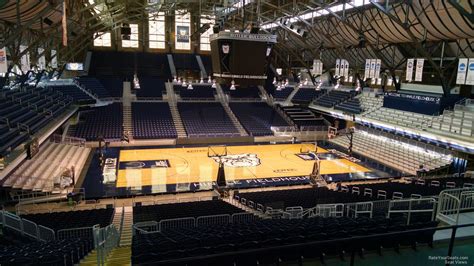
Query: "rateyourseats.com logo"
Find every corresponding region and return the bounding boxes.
[428,256,470,265]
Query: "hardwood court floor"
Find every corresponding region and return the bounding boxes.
[116,144,369,188]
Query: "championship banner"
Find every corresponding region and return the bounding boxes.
[335,59,340,76]
[364,59,370,79]
[406,58,414,81]
[176,25,190,43]
[318,60,323,75]
[0,47,7,73]
[415,58,424,82]
[369,59,376,78]
[375,59,381,78]
[38,48,46,70]
[51,49,58,68]
[343,60,349,77]
[62,0,68,46]
[466,58,474,85]
[456,58,468,85]
[20,45,30,73]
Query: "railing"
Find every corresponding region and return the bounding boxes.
[187,132,242,138]
[133,212,258,234]
[95,224,120,266]
[437,187,474,225]
[387,198,437,225]
[50,134,86,147]
[57,225,97,240]
[0,210,56,241]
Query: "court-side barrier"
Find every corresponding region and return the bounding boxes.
[57,225,97,240]
[237,193,437,223]
[94,224,120,266]
[132,196,214,207]
[0,210,56,242]
[133,212,258,234]
[437,187,474,225]
[388,198,437,225]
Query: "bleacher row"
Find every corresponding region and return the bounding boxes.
[3,141,91,192]
[329,130,452,175]
[0,86,72,156]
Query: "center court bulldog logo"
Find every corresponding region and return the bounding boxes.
[212,153,260,167]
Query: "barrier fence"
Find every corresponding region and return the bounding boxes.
[133,212,258,234]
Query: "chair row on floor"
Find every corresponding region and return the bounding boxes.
[132,215,438,265]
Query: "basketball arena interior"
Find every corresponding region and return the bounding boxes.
[0,0,473,265]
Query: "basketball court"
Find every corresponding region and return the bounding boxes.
[116,143,370,188]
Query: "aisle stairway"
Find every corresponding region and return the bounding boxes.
[80,206,133,265]
[166,83,187,138]
[120,206,134,246]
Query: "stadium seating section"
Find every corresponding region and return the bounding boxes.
[3,142,90,192]
[132,215,438,265]
[172,53,200,72]
[49,85,96,104]
[329,130,452,175]
[291,87,325,104]
[76,76,111,98]
[21,208,114,231]
[96,76,123,98]
[222,85,261,99]
[0,86,72,156]
[280,106,327,128]
[89,51,170,78]
[136,76,166,98]
[133,200,243,223]
[175,84,215,99]
[314,90,355,108]
[271,86,294,101]
[132,102,177,139]
[229,102,289,136]
[73,103,123,140]
[0,230,92,266]
[335,98,362,114]
[178,102,239,136]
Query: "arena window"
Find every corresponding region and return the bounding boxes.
[93,32,111,47]
[122,23,139,48]
[149,11,165,49]
[200,15,214,51]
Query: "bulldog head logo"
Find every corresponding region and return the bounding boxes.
[212,153,260,167]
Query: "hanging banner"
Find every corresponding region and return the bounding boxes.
[415,58,424,82]
[51,49,58,68]
[456,58,468,85]
[466,58,474,85]
[62,1,68,46]
[0,47,7,73]
[364,59,370,80]
[369,59,376,78]
[343,60,349,78]
[176,25,190,43]
[20,45,30,73]
[318,61,323,75]
[38,48,46,70]
[335,59,340,76]
[375,59,381,78]
[406,58,414,81]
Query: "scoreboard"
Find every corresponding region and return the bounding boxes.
[210,31,277,86]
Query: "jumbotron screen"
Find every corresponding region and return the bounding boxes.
[210,31,277,86]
